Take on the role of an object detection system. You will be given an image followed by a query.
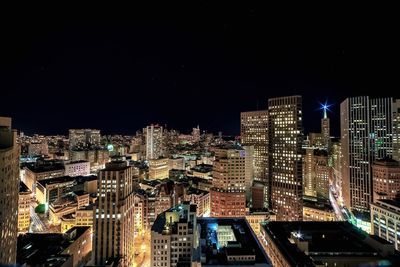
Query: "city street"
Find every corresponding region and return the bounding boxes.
[29,201,47,232]
[329,185,345,221]
[133,232,151,267]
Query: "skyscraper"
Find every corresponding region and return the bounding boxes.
[268,96,303,221]
[0,117,19,264]
[240,110,268,183]
[341,96,395,212]
[392,100,400,161]
[145,124,164,160]
[210,145,253,217]
[93,161,136,266]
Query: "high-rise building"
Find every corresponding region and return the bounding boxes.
[192,125,200,143]
[210,145,253,217]
[393,100,400,161]
[240,110,268,182]
[69,129,101,149]
[0,117,19,264]
[92,161,136,266]
[372,159,400,201]
[145,124,164,160]
[341,97,395,212]
[151,203,197,267]
[148,158,169,180]
[303,149,330,199]
[268,96,303,221]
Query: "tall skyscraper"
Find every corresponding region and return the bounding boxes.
[392,100,400,161]
[145,124,164,160]
[93,161,136,266]
[303,149,330,199]
[341,96,395,212]
[69,129,101,149]
[240,110,268,183]
[210,145,253,217]
[321,104,330,147]
[268,96,303,221]
[0,117,19,264]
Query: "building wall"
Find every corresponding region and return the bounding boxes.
[18,192,31,232]
[372,161,400,201]
[62,227,92,267]
[0,117,19,264]
[268,96,303,221]
[65,161,90,177]
[371,201,400,251]
[210,190,246,217]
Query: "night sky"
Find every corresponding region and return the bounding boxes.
[1,6,398,136]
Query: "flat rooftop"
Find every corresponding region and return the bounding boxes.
[19,181,31,193]
[17,226,90,266]
[262,221,390,266]
[37,174,97,187]
[196,218,270,266]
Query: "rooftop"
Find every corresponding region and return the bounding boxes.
[195,218,270,266]
[17,226,90,266]
[262,221,396,266]
[374,199,400,209]
[103,161,130,171]
[152,202,196,235]
[25,161,64,173]
[37,175,97,187]
[19,181,31,193]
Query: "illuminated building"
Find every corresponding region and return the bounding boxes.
[69,149,109,171]
[372,159,400,201]
[321,101,331,147]
[393,100,400,161]
[190,164,213,179]
[64,160,90,176]
[268,96,303,221]
[69,129,101,149]
[168,157,185,170]
[149,158,169,180]
[303,149,330,199]
[302,197,336,221]
[0,117,19,264]
[371,199,400,251]
[28,141,49,156]
[18,182,31,233]
[251,181,266,209]
[184,187,210,217]
[145,124,164,160]
[93,161,136,266]
[240,110,268,182]
[210,145,253,217]
[245,210,274,236]
[341,97,395,212]
[331,140,343,205]
[17,226,92,267]
[151,203,197,267]
[260,221,399,267]
[23,161,65,193]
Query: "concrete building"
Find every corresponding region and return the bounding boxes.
[134,193,149,237]
[18,182,31,233]
[17,226,92,267]
[184,187,210,217]
[148,158,169,180]
[23,161,65,193]
[151,203,197,267]
[28,141,49,156]
[372,158,400,201]
[92,161,136,266]
[64,160,90,177]
[371,199,400,251]
[193,218,271,266]
[260,221,400,267]
[240,110,268,183]
[190,164,213,179]
[0,117,19,264]
[168,157,185,170]
[145,124,164,160]
[210,145,252,217]
[341,97,396,212]
[268,96,303,221]
[302,197,336,222]
[303,149,330,199]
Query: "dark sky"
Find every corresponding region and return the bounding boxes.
[1,6,398,136]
